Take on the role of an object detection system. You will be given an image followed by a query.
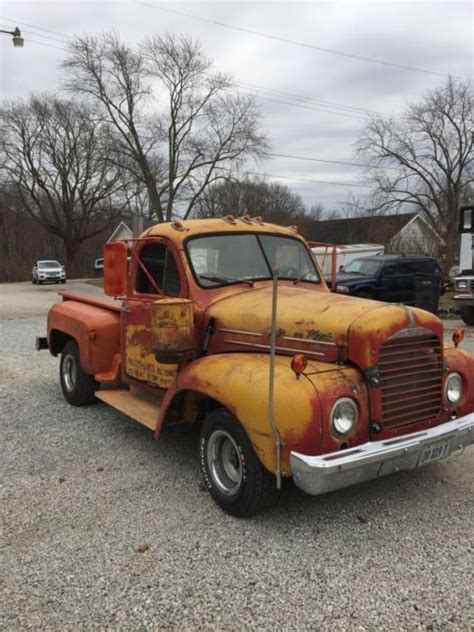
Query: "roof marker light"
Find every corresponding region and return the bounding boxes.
[224,214,237,224]
[239,214,253,224]
[253,216,264,224]
[171,220,185,231]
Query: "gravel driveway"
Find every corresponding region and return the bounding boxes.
[1,282,473,630]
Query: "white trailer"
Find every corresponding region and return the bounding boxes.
[311,243,384,276]
[453,206,474,325]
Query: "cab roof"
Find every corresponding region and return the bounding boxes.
[142,217,302,243]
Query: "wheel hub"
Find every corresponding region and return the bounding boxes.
[62,354,77,392]
[207,430,243,496]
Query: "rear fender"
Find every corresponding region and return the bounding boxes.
[48,300,120,378]
[157,353,323,476]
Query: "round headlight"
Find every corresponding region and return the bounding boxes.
[445,372,462,405]
[331,397,358,436]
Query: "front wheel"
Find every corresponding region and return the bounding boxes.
[60,339,99,406]
[460,305,474,326]
[199,409,280,517]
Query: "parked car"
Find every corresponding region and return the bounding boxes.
[332,254,443,304]
[94,258,104,277]
[32,260,66,285]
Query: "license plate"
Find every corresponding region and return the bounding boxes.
[418,440,450,466]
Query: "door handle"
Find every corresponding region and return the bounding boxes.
[122,306,131,313]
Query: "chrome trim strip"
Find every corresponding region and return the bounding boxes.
[219,328,263,337]
[223,339,325,357]
[290,413,474,496]
[282,335,336,347]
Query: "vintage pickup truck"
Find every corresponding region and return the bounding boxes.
[37,217,474,516]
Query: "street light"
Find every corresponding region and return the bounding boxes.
[0,26,24,48]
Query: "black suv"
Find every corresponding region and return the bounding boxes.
[331,254,443,305]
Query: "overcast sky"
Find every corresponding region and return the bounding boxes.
[0,1,472,213]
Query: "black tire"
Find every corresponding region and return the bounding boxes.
[32,277,36,285]
[59,339,99,406]
[61,280,66,284]
[354,290,373,300]
[460,305,474,326]
[199,408,280,517]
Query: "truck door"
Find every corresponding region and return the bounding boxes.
[396,262,416,304]
[121,240,186,390]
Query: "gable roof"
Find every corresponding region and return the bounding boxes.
[303,213,419,245]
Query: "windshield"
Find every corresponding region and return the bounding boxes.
[343,259,382,276]
[38,261,61,269]
[186,233,320,287]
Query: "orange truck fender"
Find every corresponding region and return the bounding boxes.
[48,299,120,379]
[157,352,370,476]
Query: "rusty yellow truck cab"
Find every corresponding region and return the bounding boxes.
[40,217,474,516]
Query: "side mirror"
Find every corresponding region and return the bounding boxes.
[104,241,128,297]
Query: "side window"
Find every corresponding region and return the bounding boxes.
[135,243,181,296]
[398,263,415,275]
[382,264,397,276]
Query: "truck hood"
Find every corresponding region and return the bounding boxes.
[206,285,443,369]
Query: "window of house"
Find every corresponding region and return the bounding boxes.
[135,243,181,296]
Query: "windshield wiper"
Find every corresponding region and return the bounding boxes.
[293,269,316,285]
[199,274,254,287]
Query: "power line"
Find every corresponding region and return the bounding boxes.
[238,82,378,116]
[251,93,366,121]
[0,24,68,45]
[136,1,457,79]
[215,166,368,188]
[267,153,369,169]
[24,39,66,52]
[0,17,72,39]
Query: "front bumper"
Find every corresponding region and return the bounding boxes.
[290,413,474,495]
[453,295,474,305]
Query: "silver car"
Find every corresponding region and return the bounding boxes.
[32,260,66,285]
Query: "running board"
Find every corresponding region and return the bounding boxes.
[95,388,161,431]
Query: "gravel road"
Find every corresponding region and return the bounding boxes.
[1,282,473,630]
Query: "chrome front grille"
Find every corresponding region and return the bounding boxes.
[378,333,443,428]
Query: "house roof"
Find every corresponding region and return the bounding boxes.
[303,213,419,245]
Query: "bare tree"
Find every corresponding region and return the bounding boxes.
[194,175,308,225]
[357,77,473,268]
[0,95,124,267]
[62,32,268,223]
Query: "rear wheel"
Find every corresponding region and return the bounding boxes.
[60,340,98,406]
[199,408,280,517]
[460,305,474,326]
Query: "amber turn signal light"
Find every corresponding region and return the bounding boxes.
[452,328,464,348]
[291,354,308,377]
